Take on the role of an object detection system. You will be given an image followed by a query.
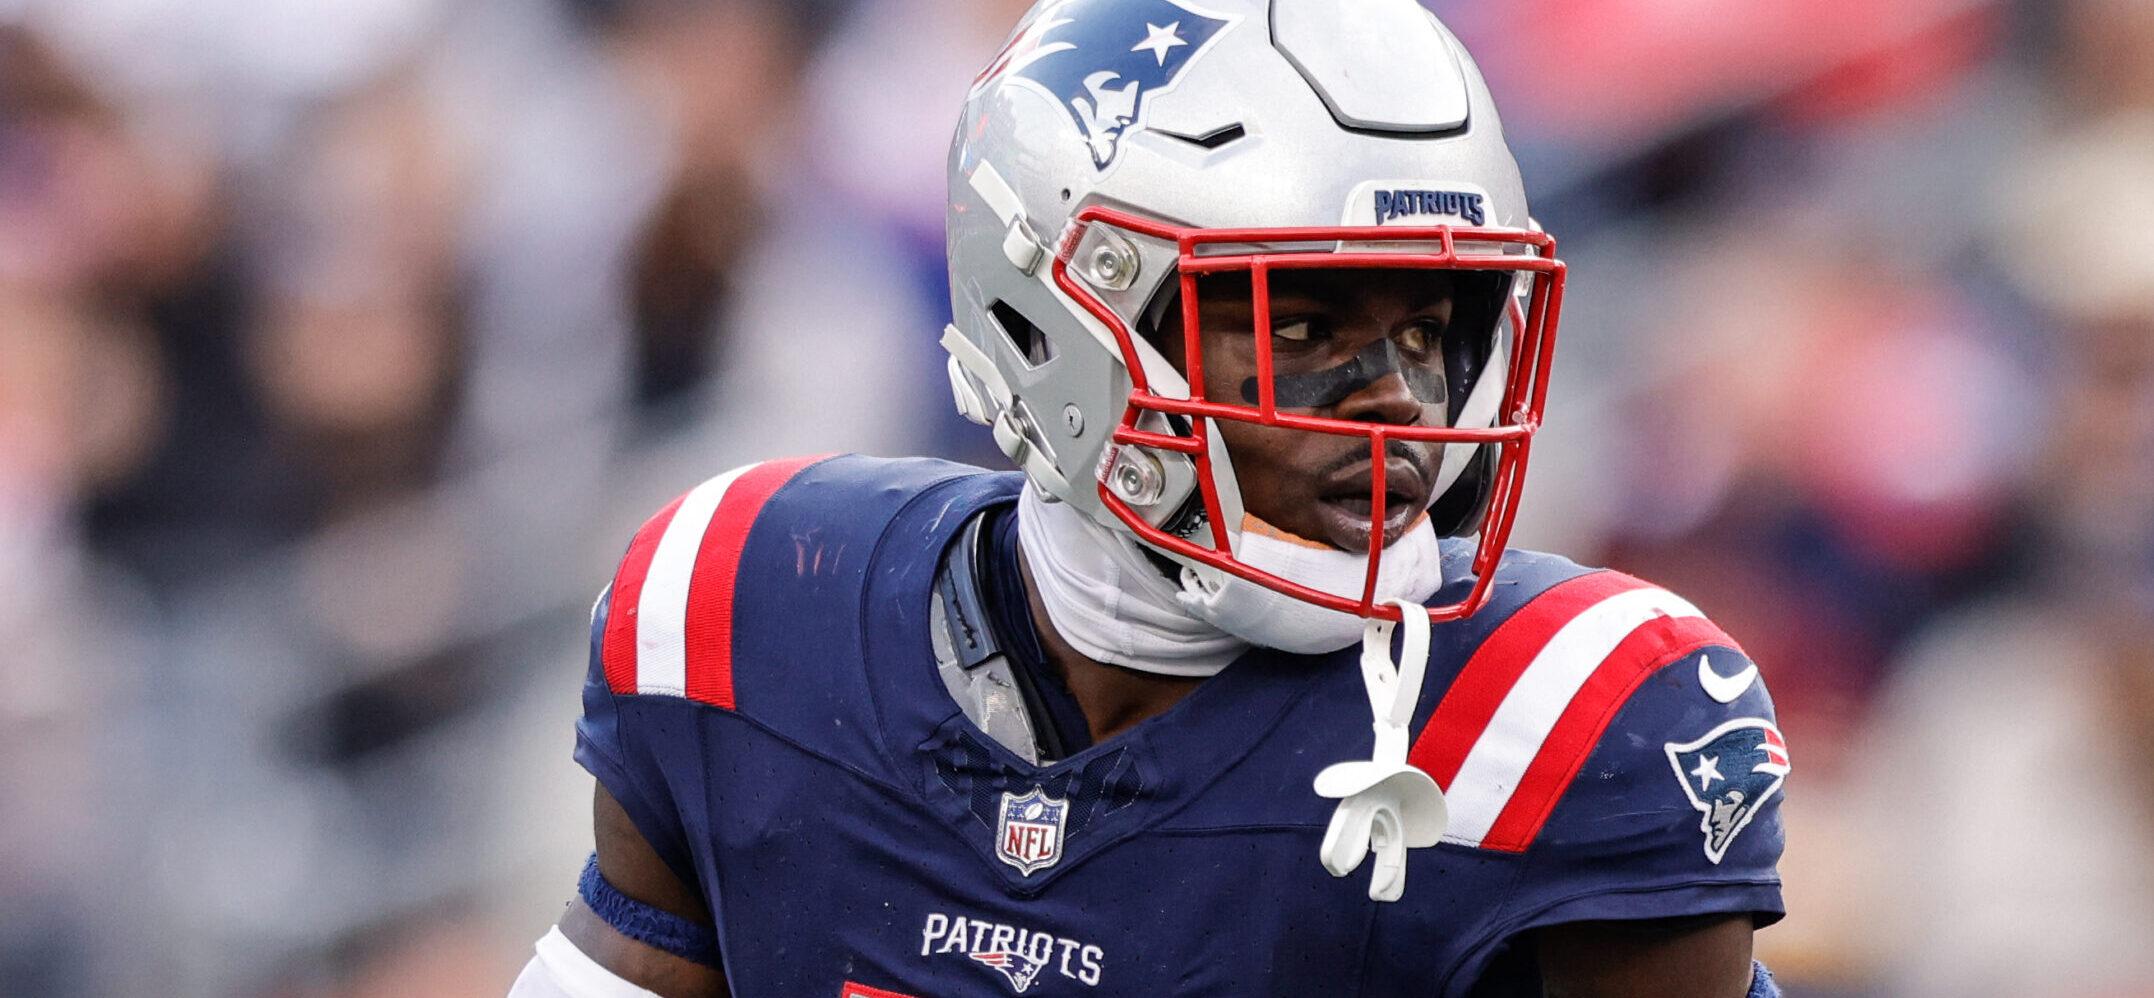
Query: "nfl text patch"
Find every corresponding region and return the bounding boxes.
[997,787,1069,875]
[1665,718,1790,864]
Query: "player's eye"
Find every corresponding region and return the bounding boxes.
[1393,319,1444,355]
[1271,318,1324,344]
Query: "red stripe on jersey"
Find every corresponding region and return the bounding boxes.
[1408,570,1651,787]
[602,493,690,694]
[1476,614,1740,852]
[682,455,832,709]
[841,983,920,998]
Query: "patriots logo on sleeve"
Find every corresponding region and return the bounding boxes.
[1665,718,1790,864]
[970,0,1237,170]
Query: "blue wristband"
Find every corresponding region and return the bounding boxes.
[577,853,722,968]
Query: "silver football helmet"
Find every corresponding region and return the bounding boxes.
[942,0,1565,623]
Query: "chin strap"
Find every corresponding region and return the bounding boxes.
[1314,598,1449,902]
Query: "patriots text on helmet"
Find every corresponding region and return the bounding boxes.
[1374,189,1487,227]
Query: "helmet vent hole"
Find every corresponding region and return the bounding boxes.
[1162,123,1247,150]
[989,301,1055,368]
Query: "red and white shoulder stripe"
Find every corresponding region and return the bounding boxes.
[600,456,832,708]
[1407,570,1745,853]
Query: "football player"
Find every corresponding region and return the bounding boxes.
[512,1,1789,995]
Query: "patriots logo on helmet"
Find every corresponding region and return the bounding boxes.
[971,0,1237,170]
[1664,718,1791,864]
[971,950,1050,993]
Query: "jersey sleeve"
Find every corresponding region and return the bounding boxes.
[574,582,702,885]
[1411,570,1787,953]
[572,456,837,887]
[1503,642,1787,928]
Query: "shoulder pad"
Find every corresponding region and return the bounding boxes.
[597,455,838,706]
[1410,566,1745,853]
[597,454,1006,719]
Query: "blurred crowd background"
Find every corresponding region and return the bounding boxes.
[2,0,2150,994]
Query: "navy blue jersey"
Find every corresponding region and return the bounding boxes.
[575,455,1786,997]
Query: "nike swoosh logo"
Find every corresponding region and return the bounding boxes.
[1698,654,1758,704]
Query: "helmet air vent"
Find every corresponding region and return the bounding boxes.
[989,301,1055,368]
[1156,122,1248,151]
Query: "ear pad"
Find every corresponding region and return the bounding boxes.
[1426,443,1496,538]
[1427,272,1509,538]
[1443,272,1509,426]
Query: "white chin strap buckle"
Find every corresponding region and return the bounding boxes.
[1314,598,1448,903]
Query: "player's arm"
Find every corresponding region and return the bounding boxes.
[1535,914,1759,998]
[510,785,728,998]
[555,786,730,997]
[1416,572,1789,996]
[518,554,732,997]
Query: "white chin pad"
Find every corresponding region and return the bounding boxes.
[1176,519,1445,655]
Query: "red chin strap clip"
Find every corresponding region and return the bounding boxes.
[1051,204,1567,624]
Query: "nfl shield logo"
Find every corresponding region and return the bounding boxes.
[996,788,1069,876]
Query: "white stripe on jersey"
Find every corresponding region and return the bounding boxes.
[1444,586,1705,845]
[635,465,752,696]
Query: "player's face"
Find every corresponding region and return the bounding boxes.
[1158,267,1483,554]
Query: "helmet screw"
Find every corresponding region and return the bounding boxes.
[1092,246,1126,283]
[1109,450,1167,506]
[1077,227,1141,290]
[1062,404,1085,437]
[1085,245,1137,288]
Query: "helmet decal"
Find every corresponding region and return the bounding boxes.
[1373,189,1488,227]
[973,0,1239,171]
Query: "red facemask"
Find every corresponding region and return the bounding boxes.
[1051,205,1566,625]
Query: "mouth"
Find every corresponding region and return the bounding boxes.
[1314,452,1435,553]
